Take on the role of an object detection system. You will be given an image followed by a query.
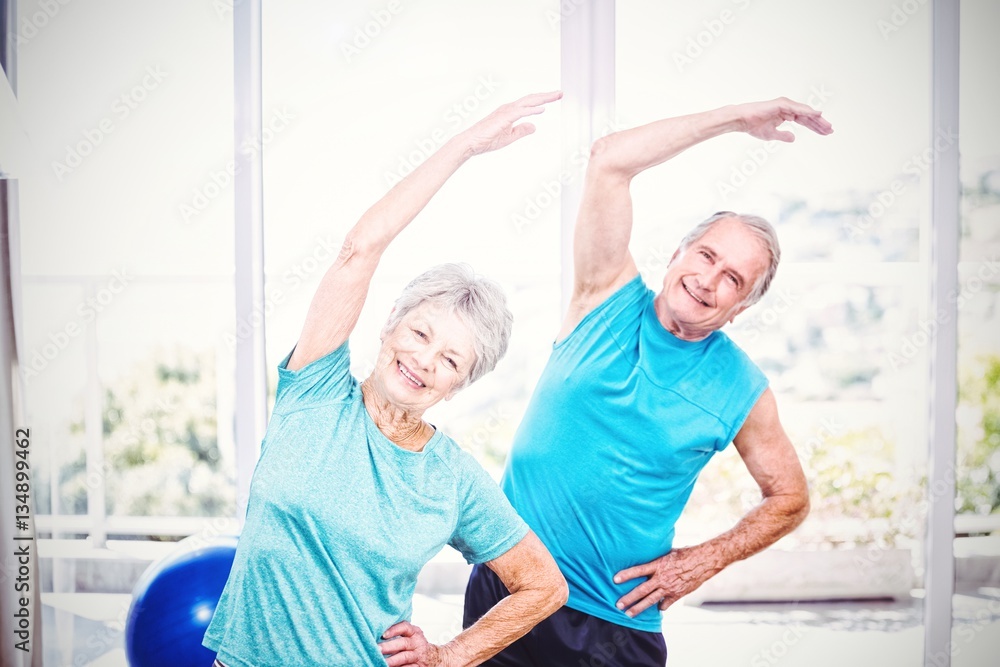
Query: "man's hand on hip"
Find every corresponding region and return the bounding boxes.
[612,545,721,616]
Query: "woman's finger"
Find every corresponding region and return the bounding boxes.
[383,621,417,638]
[516,90,563,108]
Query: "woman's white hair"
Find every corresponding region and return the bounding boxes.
[678,211,781,307]
[383,263,513,388]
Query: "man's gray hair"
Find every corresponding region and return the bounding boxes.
[384,263,513,388]
[678,211,781,307]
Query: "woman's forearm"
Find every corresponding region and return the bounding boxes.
[444,585,565,667]
[346,134,473,257]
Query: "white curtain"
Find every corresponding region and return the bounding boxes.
[0,178,41,667]
[1,3,44,657]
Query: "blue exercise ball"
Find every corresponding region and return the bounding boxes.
[125,535,238,667]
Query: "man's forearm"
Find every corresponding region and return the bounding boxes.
[695,491,809,576]
[590,105,745,179]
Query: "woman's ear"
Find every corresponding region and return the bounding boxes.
[380,307,397,340]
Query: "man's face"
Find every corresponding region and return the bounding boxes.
[658,217,770,340]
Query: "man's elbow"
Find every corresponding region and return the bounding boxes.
[587,136,631,179]
[789,488,811,528]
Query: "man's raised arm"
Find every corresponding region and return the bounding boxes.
[560,98,832,340]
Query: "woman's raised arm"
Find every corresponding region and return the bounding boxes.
[286,91,562,371]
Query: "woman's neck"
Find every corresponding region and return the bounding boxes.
[360,379,434,452]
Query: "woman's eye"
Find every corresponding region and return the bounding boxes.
[413,329,426,339]
[445,357,458,370]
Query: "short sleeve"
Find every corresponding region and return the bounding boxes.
[555,274,648,353]
[273,342,356,414]
[715,335,770,450]
[449,457,529,564]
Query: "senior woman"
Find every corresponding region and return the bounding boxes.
[202,92,568,667]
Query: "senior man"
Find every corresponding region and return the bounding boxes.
[461,97,834,665]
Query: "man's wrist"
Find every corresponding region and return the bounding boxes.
[684,541,731,578]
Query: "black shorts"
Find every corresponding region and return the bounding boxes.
[463,563,668,667]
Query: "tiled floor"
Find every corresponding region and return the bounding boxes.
[41,589,1000,666]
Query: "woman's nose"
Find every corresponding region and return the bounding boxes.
[412,347,434,371]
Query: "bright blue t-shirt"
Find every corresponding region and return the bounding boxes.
[204,343,528,667]
[502,275,767,632]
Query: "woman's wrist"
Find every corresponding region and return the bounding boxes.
[439,639,470,667]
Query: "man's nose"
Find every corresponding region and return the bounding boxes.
[696,269,720,290]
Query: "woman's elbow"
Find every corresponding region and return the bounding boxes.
[541,565,569,614]
[552,574,570,610]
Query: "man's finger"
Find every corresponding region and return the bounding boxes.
[614,563,652,584]
[799,115,834,135]
[770,129,796,143]
[616,579,658,611]
[623,591,662,617]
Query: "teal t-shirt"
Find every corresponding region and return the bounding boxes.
[204,343,528,666]
[502,276,767,632]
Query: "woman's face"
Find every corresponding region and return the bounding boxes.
[371,301,477,413]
